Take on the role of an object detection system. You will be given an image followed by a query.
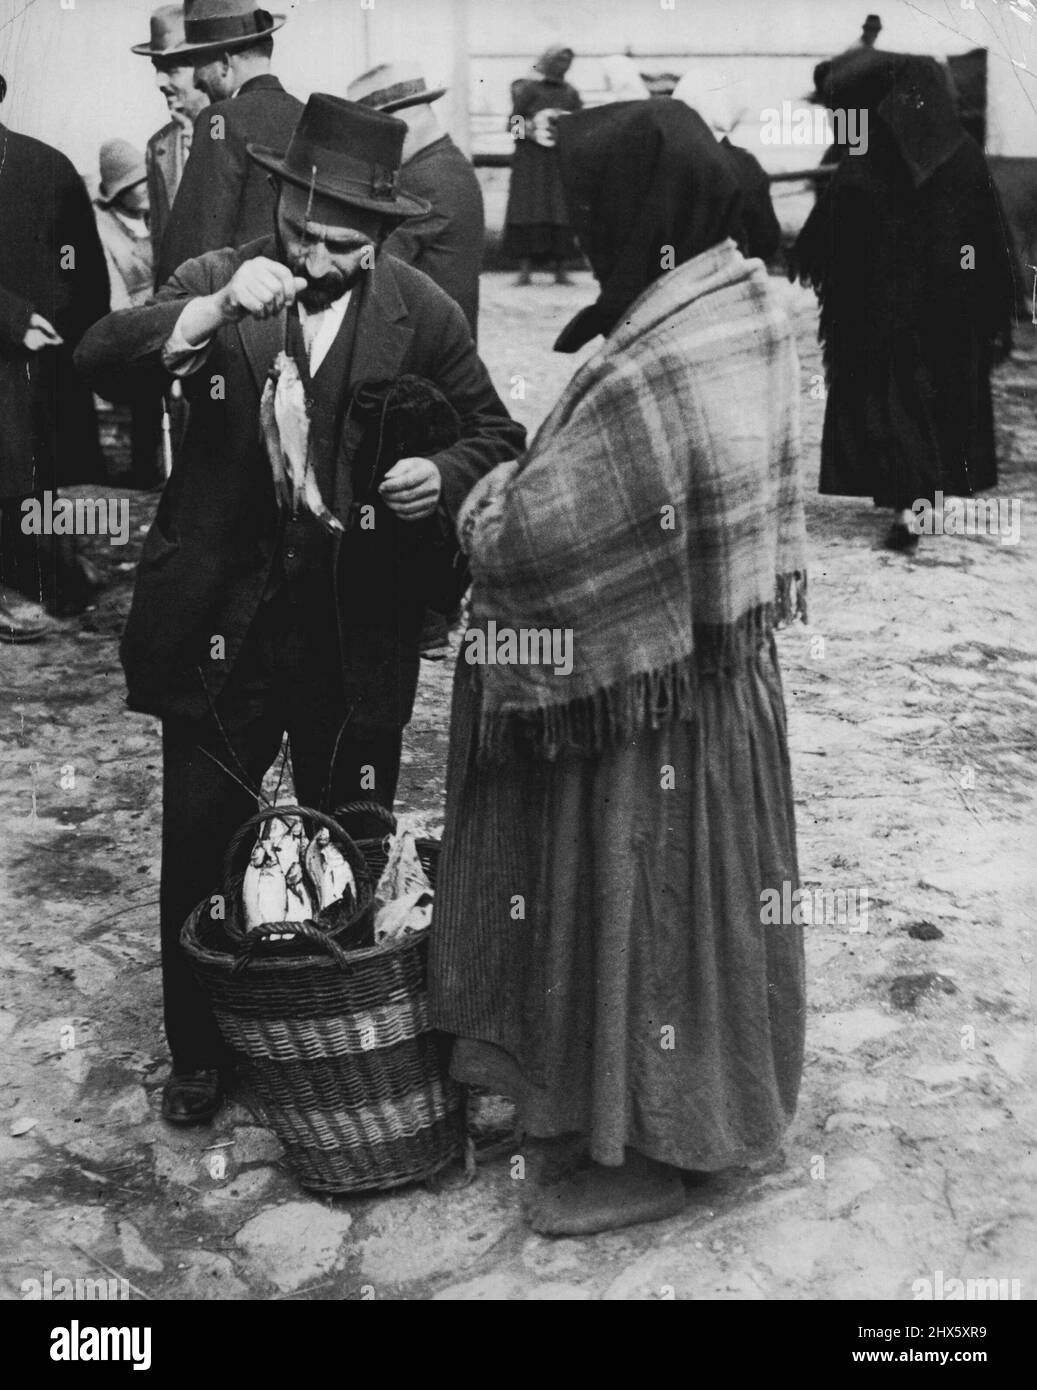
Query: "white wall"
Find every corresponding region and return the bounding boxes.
[0,0,464,180]
[466,0,1037,160]
[1,0,1034,180]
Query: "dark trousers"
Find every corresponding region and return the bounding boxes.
[0,491,43,600]
[159,585,403,1070]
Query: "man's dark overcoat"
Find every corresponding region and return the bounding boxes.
[382,134,486,339]
[156,75,303,285]
[0,122,110,498]
[75,239,526,727]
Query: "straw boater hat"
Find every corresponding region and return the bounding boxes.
[132,0,284,62]
[346,62,447,114]
[248,94,431,220]
[96,140,148,204]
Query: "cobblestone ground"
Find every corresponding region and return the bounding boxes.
[1,273,1035,1301]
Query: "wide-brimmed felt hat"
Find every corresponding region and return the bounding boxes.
[346,62,447,114]
[248,94,431,220]
[131,5,187,59]
[97,139,148,204]
[133,1,284,63]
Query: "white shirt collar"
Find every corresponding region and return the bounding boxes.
[297,291,351,375]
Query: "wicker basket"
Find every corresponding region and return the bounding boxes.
[181,801,464,1193]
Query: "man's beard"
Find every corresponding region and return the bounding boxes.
[275,231,374,310]
[296,271,351,311]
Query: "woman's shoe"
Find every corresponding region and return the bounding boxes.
[161,1068,224,1126]
[884,521,919,553]
[0,588,53,642]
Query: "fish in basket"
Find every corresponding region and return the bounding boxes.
[224,805,374,957]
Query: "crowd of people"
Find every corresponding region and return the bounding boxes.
[0,0,1020,1235]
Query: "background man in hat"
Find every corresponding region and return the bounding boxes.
[155,1,302,286]
[77,95,526,1125]
[0,72,110,640]
[134,5,210,266]
[348,63,486,341]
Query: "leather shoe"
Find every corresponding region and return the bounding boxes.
[884,522,919,553]
[161,1068,224,1126]
[0,588,53,642]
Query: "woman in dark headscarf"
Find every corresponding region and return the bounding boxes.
[502,45,582,285]
[430,101,808,1236]
[791,52,1016,550]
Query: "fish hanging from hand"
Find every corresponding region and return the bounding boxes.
[260,351,344,533]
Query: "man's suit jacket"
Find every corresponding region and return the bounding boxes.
[146,119,185,268]
[156,75,303,286]
[382,135,485,340]
[75,241,527,725]
[0,122,109,498]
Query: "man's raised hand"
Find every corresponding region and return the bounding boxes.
[219,257,308,323]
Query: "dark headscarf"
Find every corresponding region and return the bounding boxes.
[792,47,1014,365]
[812,50,965,185]
[553,100,745,352]
[534,45,574,80]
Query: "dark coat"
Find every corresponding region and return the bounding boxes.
[74,241,527,725]
[0,123,110,498]
[504,75,582,229]
[720,139,781,264]
[146,119,186,269]
[156,75,303,286]
[381,135,485,339]
[793,128,1015,506]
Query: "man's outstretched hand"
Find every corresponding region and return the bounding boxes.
[218,257,308,323]
[173,257,309,347]
[379,457,442,520]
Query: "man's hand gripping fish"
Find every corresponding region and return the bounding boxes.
[260,351,344,533]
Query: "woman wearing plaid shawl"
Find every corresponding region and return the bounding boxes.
[430,100,809,1236]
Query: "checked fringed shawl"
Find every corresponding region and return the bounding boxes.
[461,239,807,762]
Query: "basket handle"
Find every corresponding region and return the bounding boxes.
[231,918,354,974]
[221,803,369,898]
[333,800,397,838]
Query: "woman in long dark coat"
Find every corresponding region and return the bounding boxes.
[791,53,1016,551]
[503,45,582,285]
[431,101,808,1237]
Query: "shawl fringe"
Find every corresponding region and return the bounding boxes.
[476,572,807,764]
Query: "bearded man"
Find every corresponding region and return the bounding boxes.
[76,96,526,1125]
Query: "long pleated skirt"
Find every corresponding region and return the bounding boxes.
[428,638,806,1170]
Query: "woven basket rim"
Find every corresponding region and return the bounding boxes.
[181,836,440,972]
[182,899,431,971]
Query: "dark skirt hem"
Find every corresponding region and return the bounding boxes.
[449,1035,795,1172]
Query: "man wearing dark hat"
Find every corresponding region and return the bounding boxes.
[133,5,210,265]
[348,63,485,340]
[155,0,302,286]
[77,96,526,1125]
